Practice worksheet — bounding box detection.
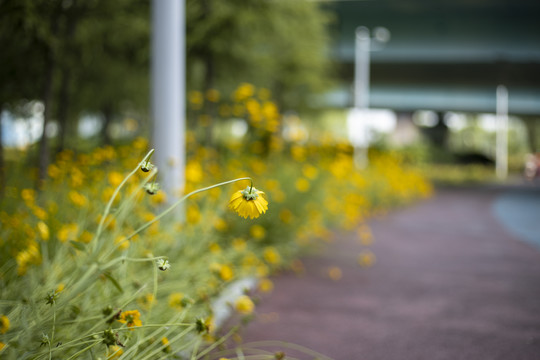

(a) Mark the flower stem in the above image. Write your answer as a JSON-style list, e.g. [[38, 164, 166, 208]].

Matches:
[[119, 177, 252, 245], [93, 149, 156, 253]]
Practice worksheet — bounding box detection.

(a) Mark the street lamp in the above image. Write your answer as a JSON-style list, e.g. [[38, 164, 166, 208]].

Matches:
[[349, 26, 390, 167]]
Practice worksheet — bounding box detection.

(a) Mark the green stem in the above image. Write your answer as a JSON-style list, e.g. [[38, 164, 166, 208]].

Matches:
[[118, 177, 252, 246], [65, 341, 99, 360], [101, 255, 167, 270], [92, 148, 156, 253], [48, 304, 56, 360]]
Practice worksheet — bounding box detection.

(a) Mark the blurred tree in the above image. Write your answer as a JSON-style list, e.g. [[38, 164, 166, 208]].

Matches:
[[0, 0, 333, 183], [0, 0, 149, 185], [186, 0, 334, 107]]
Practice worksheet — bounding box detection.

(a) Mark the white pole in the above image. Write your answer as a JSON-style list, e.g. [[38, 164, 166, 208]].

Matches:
[[353, 27, 370, 168], [151, 0, 185, 202], [354, 26, 370, 109], [496, 85, 508, 180]]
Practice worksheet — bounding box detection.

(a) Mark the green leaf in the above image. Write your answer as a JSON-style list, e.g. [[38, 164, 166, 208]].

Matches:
[[69, 241, 86, 251], [103, 272, 123, 293]]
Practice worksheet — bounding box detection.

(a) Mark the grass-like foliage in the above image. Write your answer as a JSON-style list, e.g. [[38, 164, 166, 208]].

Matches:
[[0, 85, 432, 359]]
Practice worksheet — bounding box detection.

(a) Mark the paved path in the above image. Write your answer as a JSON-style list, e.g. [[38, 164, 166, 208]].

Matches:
[[240, 186, 540, 360]]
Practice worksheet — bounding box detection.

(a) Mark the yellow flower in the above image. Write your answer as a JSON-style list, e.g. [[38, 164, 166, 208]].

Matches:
[[295, 178, 310, 192], [250, 224, 266, 239], [161, 337, 172, 353], [232, 238, 247, 252], [1, 315, 9, 334], [234, 295, 255, 315], [37, 221, 49, 241], [118, 310, 142, 329], [258, 278, 274, 293], [108, 172, 124, 187], [220, 264, 234, 282], [358, 250, 376, 267], [57, 223, 79, 243], [168, 292, 184, 311], [206, 88, 220, 102], [107, 345, 123, 359], [228, 186, 268, 219], [328, 266, 342, 281], [68, 190, 88, 208], [0, 342, 5, 352], [263, 247, 281, 265]]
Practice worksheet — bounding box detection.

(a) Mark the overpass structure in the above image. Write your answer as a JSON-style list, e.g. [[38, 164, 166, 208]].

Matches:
[[324, 0, 540, 115]]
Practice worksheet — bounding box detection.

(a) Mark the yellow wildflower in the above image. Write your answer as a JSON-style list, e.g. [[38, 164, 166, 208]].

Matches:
[[206, 88, 220, 102], [0, 342, 5, 352], [258, 278, 274, 293], [108, 172, 124, 187], [21, 189, 36, 203], [168, 292, 184, 311], [220, 264, 234, 281], [68, 191, 88, 208], [161, 337, 172, 353], [250, 224, 266, 240], [358, 250, 376, 267], [107, 345, 123, 359], [228, 186, 268, 219], [118, 310, 142, 329], [263, 247, 281, 265], [37, 221, 49, 241], [1, 315, 9, 334], [57, 223, 79, 243], [295, 178, 310, 192], [234, 295, 254, 315], [328, 266, 342, 281], [232, 237, 247, 252]]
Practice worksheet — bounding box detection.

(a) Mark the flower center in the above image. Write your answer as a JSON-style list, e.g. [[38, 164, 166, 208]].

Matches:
[[241, 186, 259, 201]]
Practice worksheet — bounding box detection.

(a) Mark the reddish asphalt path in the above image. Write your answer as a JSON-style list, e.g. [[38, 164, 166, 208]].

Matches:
[[240, 187, 540, 360]]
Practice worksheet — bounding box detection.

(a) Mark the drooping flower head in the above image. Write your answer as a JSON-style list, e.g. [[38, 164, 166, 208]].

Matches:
[[228, 186, 268, 219], [118, 310, 142, 329]]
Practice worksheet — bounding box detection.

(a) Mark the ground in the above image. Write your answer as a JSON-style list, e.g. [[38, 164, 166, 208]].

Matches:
[[240, 185, 540, 360]]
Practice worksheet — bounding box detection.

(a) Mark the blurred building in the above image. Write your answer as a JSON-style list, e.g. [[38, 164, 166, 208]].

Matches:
[[325, 0, 540, 115]]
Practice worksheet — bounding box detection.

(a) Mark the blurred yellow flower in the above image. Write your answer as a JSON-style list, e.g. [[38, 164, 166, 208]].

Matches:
[[228, 186, 268, 219], [235, 295, 254, 314], [206, 88, 220, 102], [295, 178, 310, 192], [57, 223, 79, 243], [80, 231, 93, 244], [37, 221, 49, 241], [263, 247, 281, 265], [213, 217, 228, 232], [209, 242, 221, 254], [161, 337, 172, 353], [232, 238, 246, 252], [328, 266, 342, 281], [68, 191, 88, 208], [107, 345, 123, 359], [358, 250, 376, 267], [188, 90, 204, 108], [219, 264, 234, 281], [168, 292, 184, 311], [0, 342, 5, 352], [279, 209, 293, 224], [137, 293, 156, 310], [186, 204, 201, 224], [250, 224, 266, 239], [118, 310, 142, 329], [258, 278, 274, 293], [108, 172, 124, 187], [0, 315, 9, 334], [21, 189, 36, 203]]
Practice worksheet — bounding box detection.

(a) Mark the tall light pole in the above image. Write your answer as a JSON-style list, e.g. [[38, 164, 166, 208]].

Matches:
[[354, 27, 371, 109], [151, 0, 185, 202], [350, 26, 390, 167], [496, 85, 508, 180]]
